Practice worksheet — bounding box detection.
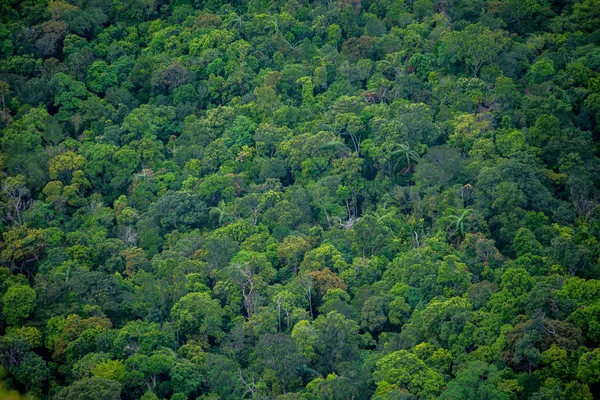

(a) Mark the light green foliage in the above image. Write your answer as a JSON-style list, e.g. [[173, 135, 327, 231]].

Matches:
[[5, 326, 42, 347], [2, 284, 36, 325], [227, 115, 257, 147], [171, 292, 225, 342], [577, 348, 600, 385], [49, 72, 90, 110], [55, 377, 121, 400], [291, 320, 317, 360], [501, 268, 534, 297], [374, 350, 445, 399], [529, 59, 555, 83], [278, 235, 311, 274], [86, 61, 118, 93], [92, 359, 126, 381], [48, 151, 86, 181]]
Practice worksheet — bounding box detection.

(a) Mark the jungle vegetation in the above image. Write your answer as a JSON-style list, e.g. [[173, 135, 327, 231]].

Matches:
[[1, 0, 600, 399]]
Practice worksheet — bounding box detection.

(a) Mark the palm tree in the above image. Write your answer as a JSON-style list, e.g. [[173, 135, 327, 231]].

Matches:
[[319, 141, 351, 156], [379, 52, 403, 78], [225, 15, 246, 37], [444, 208, 473, 242], [264, 15, 281, 37], [264, 15, 300, 49], [209, 200, 228, 226], [369, 208, 395, 234], [391, 143, 419, 174]]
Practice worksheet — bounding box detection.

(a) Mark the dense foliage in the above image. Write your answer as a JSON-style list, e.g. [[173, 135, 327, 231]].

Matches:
[[1, 0, 600, 398]]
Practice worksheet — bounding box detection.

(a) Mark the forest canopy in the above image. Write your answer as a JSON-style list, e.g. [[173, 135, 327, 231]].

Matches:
[[1, 0, 600, 399]]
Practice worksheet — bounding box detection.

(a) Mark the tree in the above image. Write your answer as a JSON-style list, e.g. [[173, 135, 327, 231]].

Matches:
[[2, 284, 36, 325], [577, 349, 600, 386], [307, 179, 340, 229], [209, 200, 229, 227], [296, 272, 316, 320], [414, 146, 463, 189], [113, 321, 175, 359], [86, 61, 118, 94], [227, 115, 257, 147], [197, 174, 238, 206], [121, 104, 178, 143], [278, 235, 311, 275], [148, 191, 208, 231], [125, 349, 175, 394], [401, 297, 472, 349], [304, 372, 365, 400], [362, 139, 419, 180], [439, 361, 511, 400], [313, 311, 362, 373], [12, 352, 50, 395], [441, 23, 507, 77], [92, 360, 126, 382], [0, 24, 13, 56], [170, 292, 225, 343], [311, 269, 348, 301], [360, 296, 388, 333], [1, 178, 33, 232], [254, 333, 306, 394], [501, 267, 534, 297], [110, 0, 158, 22], [569, 183, 598, 225], [443, 208, 473, 243], [374, 350, 445, 399], [437, 255, 471, 297], [171, 359, 203, 396], [49, 151, 86, 183], [49, 72, 89, 110], [152, 62, 189, 93], [351, 214, 393, 257], [55, 377, 121, 400], [503, 312, 584, 373], [51, 315, 113, 360], [272, 290, 304, 332], [223, 251, 276, 318], [391, 143, 420, 175]]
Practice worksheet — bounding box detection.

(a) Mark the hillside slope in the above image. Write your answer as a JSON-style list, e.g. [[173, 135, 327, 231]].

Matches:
[[1, 0, 600, 398]]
